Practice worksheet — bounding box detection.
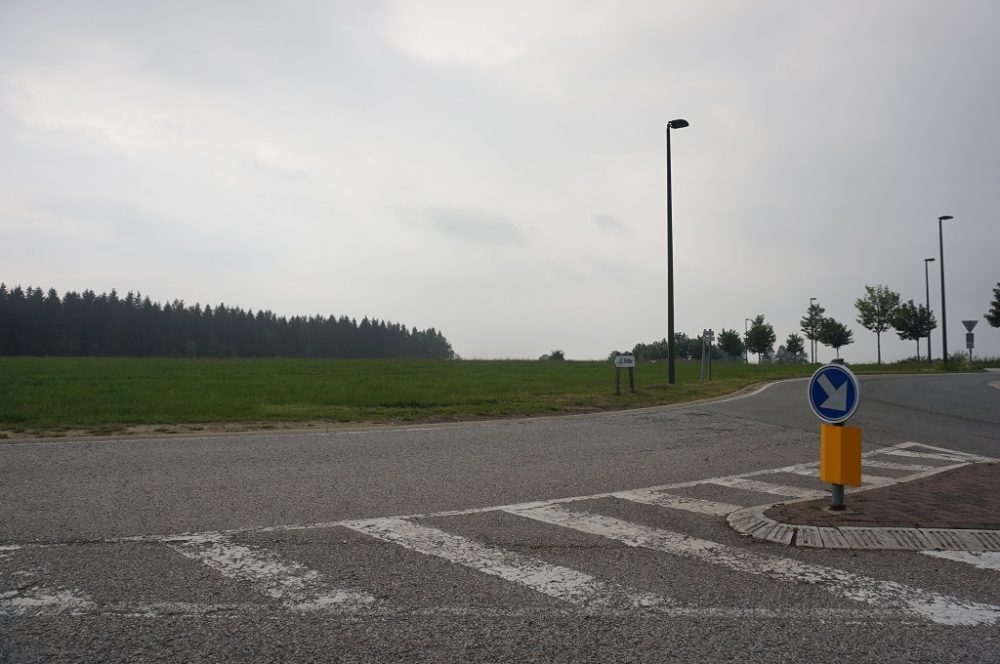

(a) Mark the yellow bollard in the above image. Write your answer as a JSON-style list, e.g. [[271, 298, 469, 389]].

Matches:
[[819, 423, 862, 486]]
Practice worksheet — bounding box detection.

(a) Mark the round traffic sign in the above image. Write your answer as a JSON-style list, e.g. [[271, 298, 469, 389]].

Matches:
[[807, 363, 860, 424]]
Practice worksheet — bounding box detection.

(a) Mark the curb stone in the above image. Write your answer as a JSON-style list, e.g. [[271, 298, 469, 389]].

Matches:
[[727, 504, 1000, 552]]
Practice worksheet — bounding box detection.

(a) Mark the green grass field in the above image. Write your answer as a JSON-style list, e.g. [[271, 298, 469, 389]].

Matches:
[[0, 356, 971, 438]]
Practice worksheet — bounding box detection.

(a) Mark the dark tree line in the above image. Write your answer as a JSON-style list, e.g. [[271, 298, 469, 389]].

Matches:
[[0, 284, 454, 359], [629, 333, 721, 362]]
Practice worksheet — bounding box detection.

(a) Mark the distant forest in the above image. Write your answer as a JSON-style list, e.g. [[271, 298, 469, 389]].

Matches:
[[0, 284, 454, 359]]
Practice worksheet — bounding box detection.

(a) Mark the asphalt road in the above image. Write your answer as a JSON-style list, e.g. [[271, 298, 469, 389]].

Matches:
[[2, 371, 999, 662]]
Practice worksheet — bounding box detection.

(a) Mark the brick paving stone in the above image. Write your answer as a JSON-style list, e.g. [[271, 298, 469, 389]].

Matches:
[[763, 462, 1000, 530]]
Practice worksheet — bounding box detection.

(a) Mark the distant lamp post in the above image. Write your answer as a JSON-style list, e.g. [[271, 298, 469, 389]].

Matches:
[[666, 118, 689, 384], [938, 215, 954, 362], [924, 258, 935, 363], [744, 317, 750, 364], [809, 297, 817, 364]]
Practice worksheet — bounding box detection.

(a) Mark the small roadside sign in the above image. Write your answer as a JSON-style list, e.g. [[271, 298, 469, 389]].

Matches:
[[807, 363, 860, 424], [963, 320, 978, 332], [614, 354, 636, 369]]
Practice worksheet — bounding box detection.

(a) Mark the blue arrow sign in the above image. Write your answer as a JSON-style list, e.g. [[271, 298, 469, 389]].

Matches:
[[807, 364, 860, 424]]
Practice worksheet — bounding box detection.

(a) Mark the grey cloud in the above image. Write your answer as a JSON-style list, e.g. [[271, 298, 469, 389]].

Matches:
[[592, 213, 628, 232], [406, 207, 528, 247]]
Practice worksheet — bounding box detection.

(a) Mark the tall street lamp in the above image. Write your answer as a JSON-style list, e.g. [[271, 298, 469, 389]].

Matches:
[[666, 118, 689, 384], [809, 297, 817, 364], [744, 317, 750, 364], [938, 215, 954, 363], [924, 257, 935, 363]]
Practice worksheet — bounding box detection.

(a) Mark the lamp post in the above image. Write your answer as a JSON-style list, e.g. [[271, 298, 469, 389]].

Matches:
[[666, 118, 689, 384], [744, 318, 750, 364], [938, 215, 954, 363], [809, 297, 817, 364], [924, 257, 935, 363]]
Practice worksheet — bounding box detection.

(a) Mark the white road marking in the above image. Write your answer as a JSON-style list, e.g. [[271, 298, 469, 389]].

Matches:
[[3, 442, 997, 621], [0, 544, 21, 560], [784, 466, 821, 478], [885, 442, 994, 463], [882, 450, 981, 463], [166, 533, 375, 611], [0, 586, 95, 614], [508, 505, 1000, 627], [703, 477, 824, 499], [922, 551, 1000, 572], [342, 517, 666, 609], [863, 460, 937, 472], [613, 489, 740, 516], [860, 474, 896, 486], [152, 442, 992, 533]]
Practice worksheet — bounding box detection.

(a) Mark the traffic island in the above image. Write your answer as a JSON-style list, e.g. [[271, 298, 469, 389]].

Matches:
[[728, 462, 1000, 551]]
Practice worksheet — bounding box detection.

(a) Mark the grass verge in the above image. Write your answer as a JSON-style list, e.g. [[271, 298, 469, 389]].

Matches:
[[0, 356, 987, 438]]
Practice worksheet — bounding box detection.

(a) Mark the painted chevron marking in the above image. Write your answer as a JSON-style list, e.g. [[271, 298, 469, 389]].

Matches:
[[613, 489, 740, 516], [704, 477, 824, 499], [166, 533, 375, 611], [341, 517, 666, 609], [508, 505, 1000, 627]]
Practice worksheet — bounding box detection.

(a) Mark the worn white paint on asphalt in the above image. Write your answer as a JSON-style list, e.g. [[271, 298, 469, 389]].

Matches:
[[612, 489, 740, 517], [341, 517, 666, 610], [4, 442, 998, 620], [922, 551, 1000, 572], [883, 449, 990, 464], [703, 477, 824, 499], [507, 505, 1000, 627], [0, 586, 96, 614], [862, 460, 937, 472], [165, 533, 376, 611], [0, 545, 21, 560]]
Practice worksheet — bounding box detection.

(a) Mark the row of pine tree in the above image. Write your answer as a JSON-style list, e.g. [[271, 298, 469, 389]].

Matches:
[[0, 284, 454, 359]]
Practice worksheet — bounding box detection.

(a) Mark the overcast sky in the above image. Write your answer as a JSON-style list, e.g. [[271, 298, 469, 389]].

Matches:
[[2, 1, 998, 362]]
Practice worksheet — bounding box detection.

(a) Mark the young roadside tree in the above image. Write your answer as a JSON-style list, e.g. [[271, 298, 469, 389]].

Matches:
[[800, 301, 825, 364], [855, 284, 901, 364], [818, 317, 854, 359], [745, 314, 776, 363], [890, 300, 937, 361], [987, 282, 1000, 328], [784, 333, 806, 362], [717, 328, 745, 361]]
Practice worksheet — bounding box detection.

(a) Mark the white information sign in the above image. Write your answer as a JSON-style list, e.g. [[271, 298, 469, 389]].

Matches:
[[613, 354, 636, 369]]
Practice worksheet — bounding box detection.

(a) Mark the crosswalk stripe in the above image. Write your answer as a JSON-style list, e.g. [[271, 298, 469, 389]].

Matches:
[[784, 466, 820, 478], [341, 517, 667, 609], [0, 586, 95, 614], [507, 505, 1000, 627], [921, 551, 1000, 572], [882, 450, 977, 463], [863, 460, 937, 472], [613, 489, 740, 516], [891, 442, 995, 463], [860, 474, 896, 486], [703, 477, 824, 499], [166, 533, 375, 611]]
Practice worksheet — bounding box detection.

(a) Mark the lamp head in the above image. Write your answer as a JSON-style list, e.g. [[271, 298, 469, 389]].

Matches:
[[939, 215, 954, 221], [925, 257, 936, 263], [668, 119, 689, 129]]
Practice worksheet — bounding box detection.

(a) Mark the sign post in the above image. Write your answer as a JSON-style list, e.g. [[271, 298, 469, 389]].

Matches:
[[963, 320, 978, 362], [807, 360, 862, 510], [700, 329, 715, 383], [613, 353, 636, 395]]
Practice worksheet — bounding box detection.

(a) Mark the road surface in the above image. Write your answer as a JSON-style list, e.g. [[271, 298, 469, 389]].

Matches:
[[2, 371, 999, 662]]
